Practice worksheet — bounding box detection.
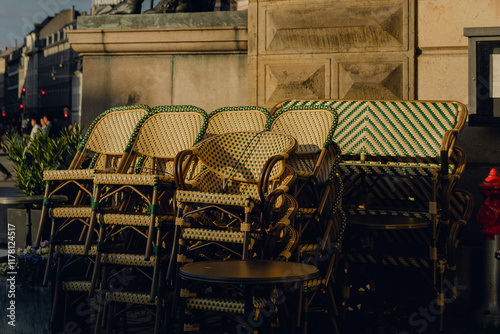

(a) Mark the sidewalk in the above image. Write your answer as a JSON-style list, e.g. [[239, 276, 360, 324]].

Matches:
[[0, 153, 22, 197]]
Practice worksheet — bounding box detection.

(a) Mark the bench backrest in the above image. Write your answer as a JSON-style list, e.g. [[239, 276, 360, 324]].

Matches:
[[276, 100, 467, 161]]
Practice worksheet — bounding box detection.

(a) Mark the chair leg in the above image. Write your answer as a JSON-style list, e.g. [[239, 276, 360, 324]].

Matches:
[[85, 185, 102, 254], [51, 256, 63, 323], [43, 218, 57, 286], [35, 181, 51, 247], [90, 221, 106, 297], [150, 224, 163, 302], [145, 188, 159, 261]]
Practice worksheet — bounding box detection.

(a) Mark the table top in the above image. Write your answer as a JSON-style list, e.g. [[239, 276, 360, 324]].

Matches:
[[0, 194, 68, 205], [179, 260, 319, 284]]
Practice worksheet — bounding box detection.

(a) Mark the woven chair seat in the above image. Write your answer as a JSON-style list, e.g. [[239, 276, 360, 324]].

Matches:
[[93, 173, 174, 186], [100, 252, 164, 267], [176, 190, 252, 208], [50, 206, 93, 218], [105, 291, 158, 305], [297, 207, 317, 216], [298, 243, 320, 254], [303, 278, 327, 292], [186, 296, 268, 314], [55, 244, 97, 256], [182, 228, 245, 244], [98, 213, 174, 227], [43, 169, 97, 181], [62, 280, 94, 292]]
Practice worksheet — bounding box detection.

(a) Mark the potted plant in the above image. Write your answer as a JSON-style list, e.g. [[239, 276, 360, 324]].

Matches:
[[4, 125, 83, 196]]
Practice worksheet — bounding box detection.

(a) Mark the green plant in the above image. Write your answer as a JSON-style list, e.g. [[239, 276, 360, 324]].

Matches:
[[4, 124, 83, 196]]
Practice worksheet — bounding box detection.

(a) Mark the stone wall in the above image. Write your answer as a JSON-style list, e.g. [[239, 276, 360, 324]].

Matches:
[[248, 0, 415, 108], [68, 11, 249, 126]]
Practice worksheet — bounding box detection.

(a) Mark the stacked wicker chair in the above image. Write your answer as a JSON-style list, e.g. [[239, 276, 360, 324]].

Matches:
[[266, 103, 346, 333], [39, 105, 151, 331], [170, 130, 299, 332], [85, 105, 209, 334]]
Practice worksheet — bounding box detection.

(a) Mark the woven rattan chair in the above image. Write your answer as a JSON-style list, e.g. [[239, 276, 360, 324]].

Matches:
[[171, 130, 298, 262], [295, 173, 346, 334], [177, 194, 300, 333], [86, 105, 208, 320], [266, 104, 341, 246], [40, 105, 151, 287], [168, 130, 297, 331], [36, 104, 151, 248]]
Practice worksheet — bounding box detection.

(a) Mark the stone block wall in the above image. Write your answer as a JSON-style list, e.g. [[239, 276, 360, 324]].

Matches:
[[248, 0, 415, 108]]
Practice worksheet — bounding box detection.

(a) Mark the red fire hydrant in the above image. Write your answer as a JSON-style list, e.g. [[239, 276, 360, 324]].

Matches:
[[477, 168, 500, 240]]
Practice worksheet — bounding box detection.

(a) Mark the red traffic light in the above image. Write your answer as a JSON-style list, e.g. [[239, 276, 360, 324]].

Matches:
[[20, 104, 24, 109], [1, 112, 5, 117], [41, 90, 46, 95], [22, 87, 26, 93]]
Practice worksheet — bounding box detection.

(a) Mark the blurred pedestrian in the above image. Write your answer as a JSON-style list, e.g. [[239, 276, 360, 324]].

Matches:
[[29, 117, 43, 140], [43, 113, 61, 138]]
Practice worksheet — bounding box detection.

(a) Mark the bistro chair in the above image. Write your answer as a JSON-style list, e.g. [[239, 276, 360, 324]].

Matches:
[[177, 194, 300, 333], [86, 105, 208, 309], [36, 104, 151, 248], [296, 173, 346, 334], [266, 103, 341, 243], [41, 105, 151, 286]]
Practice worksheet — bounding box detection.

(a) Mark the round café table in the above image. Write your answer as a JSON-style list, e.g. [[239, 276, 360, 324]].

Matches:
[[0, 194, 67, 246], [179, 259, 319, 332]]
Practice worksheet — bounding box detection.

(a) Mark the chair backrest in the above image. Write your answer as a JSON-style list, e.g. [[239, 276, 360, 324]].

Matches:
[[266, 104, 337, 154], [78, 104, 151, 169], [205, 106, 270, 138], [266, 104, 339, 184], [125, 105, 208, 174], [196, 131, 297, 183]]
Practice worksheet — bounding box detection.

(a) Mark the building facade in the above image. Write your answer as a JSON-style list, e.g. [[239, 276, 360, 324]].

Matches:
[[0, 7, 82, 131]]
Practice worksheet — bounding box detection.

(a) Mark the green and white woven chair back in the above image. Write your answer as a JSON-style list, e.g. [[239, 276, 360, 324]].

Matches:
[[82, 105, 151, 156], [266, 104, 338, 184], [205, 106, 270, 137], [127, 105, 208, 159], [266, 105, 337, 154], [196, 131, 296, 183]]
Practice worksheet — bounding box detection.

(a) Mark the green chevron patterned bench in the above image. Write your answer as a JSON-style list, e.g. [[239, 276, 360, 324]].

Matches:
[[274, 99, 469, 330]]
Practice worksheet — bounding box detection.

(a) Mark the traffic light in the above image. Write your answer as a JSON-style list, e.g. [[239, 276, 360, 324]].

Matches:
[[20, 104, 24, 110], [63, 107, 69, 118], [22, 87, 26, 93], [41, 90, 46, 95]]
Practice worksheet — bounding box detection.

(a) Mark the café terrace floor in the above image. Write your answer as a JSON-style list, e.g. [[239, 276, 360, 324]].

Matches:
[[1, 155, 499, 334]]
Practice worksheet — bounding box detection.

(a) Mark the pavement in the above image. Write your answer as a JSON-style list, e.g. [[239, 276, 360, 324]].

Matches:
[[0, 152, 22, 197]]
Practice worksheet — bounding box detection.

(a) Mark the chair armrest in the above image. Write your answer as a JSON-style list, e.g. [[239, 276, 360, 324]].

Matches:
[[174, 149, 196, 190]]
